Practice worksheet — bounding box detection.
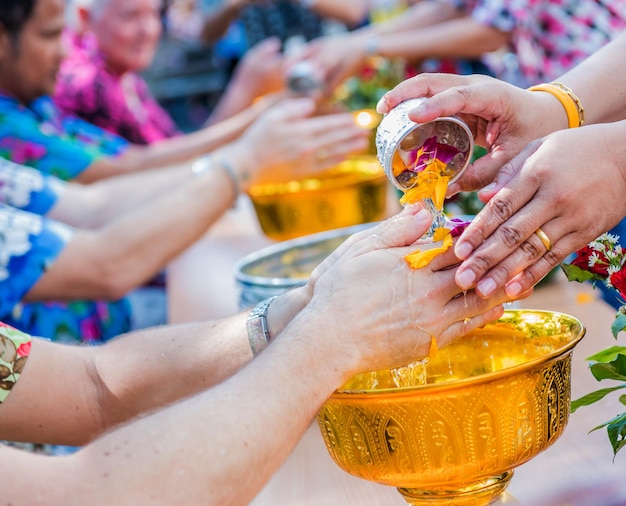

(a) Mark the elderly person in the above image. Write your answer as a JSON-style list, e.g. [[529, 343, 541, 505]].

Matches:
[[2, 97, 338, 343], [0, 206, 513, 503], [375, 30, 626, 303], [301, 0, 626, 92], [58, 0, 289, 145], [0, 0, 368, 183]]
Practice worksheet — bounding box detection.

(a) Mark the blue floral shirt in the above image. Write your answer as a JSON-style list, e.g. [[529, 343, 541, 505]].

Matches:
[[0, 93, 129, 181], [0, 159, 131, 344]]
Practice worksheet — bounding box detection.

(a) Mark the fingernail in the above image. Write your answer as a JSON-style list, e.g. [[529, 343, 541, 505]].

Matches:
[[376, 95, 389, 114], [455, 241, 473, 260], [456, 269, 476, 289], [409, 102, 426, 116], [506, 281, 523, 298], [477, 278, 497, 297], [478, 182, 497, 195]]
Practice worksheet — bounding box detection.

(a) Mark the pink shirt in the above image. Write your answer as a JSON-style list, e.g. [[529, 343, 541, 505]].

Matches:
[[54, 33, 180, 145]]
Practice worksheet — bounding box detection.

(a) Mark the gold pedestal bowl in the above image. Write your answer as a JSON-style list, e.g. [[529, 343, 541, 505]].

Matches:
[[317, 310, 585, 505], [247, 155, 388, 242]]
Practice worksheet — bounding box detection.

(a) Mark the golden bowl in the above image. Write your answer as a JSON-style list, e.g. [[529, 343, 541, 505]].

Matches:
[[317, 310, 585, 506], [247, 155, 388, 242]]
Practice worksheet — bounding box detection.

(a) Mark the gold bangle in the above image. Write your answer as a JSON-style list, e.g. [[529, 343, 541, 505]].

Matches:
[[527, 82, 585, 128]]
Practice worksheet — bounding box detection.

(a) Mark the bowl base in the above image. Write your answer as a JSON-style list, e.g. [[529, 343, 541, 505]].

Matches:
[[398, 470, 513, 506]]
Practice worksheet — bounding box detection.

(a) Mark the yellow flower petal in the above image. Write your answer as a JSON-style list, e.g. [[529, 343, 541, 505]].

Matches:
[[433, 227, 450, 242], [405, 234, 453, 269], [428, 335, 439, 358]]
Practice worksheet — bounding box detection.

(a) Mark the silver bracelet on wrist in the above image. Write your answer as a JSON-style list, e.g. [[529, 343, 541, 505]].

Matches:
[[246, 296, 279, 356], [191, 155, 240, 205]]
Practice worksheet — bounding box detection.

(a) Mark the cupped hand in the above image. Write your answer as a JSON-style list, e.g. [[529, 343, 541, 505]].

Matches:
[[231, 98, 369, 187], [453, 122, 626, 299], [376, 73, 569, 195], [305, 206, 523, 376]]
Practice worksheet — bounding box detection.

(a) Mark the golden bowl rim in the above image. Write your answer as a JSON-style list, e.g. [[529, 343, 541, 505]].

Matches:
[[332, 309, 586, 398], [247, 156, 387, 199]]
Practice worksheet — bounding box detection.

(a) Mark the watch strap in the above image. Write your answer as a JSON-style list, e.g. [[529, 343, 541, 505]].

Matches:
[[246, 296, 279, 356]]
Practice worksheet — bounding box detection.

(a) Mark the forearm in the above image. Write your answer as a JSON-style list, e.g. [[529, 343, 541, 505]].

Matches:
[[76, 126, 249, 184], [63, 310, 348, 505], [373, 0, 462, 34], [0, 313, 249, 445], [0, 288, 308, 446], [556, 32, 626, 125], [48, 165, 189, 229], [199, 2, 241, 44], [26, 162, 236, 301], [375, 17, 508, 61]]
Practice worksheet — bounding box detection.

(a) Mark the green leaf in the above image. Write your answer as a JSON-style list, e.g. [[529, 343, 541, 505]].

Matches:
[[606, 414, 626, 457], [571, 385, 626, 412], [560, 263, 603, 283], [612, 314, 626, 338], [620, 394, 626, 406], [586, 346, 626, 362], [590, 355, 626, 381]]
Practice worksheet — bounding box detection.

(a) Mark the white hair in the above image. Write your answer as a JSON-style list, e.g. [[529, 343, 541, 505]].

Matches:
[[66, 0, 110, 29]]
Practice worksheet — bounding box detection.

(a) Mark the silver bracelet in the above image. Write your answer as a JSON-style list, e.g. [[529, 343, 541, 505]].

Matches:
[[246, 296, 279, 356], [191, 155, 240, 203]]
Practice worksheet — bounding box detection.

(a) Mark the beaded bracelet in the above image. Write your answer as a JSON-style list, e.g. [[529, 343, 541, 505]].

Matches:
[[527, 82, 585, 128]]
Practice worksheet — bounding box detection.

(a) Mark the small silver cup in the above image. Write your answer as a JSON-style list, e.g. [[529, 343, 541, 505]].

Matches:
[[375, 97, 474, 192]]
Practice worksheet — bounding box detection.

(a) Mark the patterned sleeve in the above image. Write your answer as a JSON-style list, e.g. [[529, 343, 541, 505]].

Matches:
[[0, 323, 32, 403], [0, 97, 129, 181], [468, 0, 520, 33], [0, 157, 66, 215], [0, 205, 74, 319]]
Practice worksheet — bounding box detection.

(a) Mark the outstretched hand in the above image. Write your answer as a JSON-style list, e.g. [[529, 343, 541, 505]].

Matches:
[[453, 123, 626, 299], [305, 206, 524, 375], [376, 73, 569, 196]]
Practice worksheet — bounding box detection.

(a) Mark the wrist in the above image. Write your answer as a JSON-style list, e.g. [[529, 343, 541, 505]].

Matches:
[[191, 155, 240, 204], [246, 296, 279, 356], [217, 145, 255, 192], [527, 82, 585, 130], [266, 286, 310, 339]]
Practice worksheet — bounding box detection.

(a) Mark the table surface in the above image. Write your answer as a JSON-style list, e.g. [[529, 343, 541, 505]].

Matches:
[[250, 275, 626, 506], [167, 206, 626, 505]]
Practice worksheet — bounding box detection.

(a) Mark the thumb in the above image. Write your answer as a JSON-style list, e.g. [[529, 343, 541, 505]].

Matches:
[[477, 140, 541, 202], [368, 206, 433, 250]]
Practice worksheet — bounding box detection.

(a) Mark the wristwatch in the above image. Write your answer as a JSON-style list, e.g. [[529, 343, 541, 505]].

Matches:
[[246, 296, 279, 356]]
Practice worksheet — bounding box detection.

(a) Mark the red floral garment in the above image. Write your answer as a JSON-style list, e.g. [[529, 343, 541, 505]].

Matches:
[[54, 33, 180, 146]]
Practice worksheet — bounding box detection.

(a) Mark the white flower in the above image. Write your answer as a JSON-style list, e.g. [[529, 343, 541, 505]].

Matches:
[[0, 207, 42, 282], [0, 159, 44, 209]]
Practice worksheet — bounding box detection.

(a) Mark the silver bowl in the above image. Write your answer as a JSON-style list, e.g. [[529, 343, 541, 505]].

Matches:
[[234, 223, 377, 309]]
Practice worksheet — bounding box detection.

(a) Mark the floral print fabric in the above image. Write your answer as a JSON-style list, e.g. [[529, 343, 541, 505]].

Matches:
[[55, 33, 180, 146], [435, 0, 626, 86], [0, 92, 129, 181], [0, 161, 132, 344], [0, 323, 32, 403]]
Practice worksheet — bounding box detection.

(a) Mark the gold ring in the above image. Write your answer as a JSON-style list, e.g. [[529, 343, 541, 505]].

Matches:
[[534, 228, 552, 251]]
